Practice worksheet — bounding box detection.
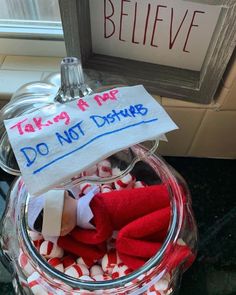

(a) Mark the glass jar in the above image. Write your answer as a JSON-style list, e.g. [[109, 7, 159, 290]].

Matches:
[[0, 57, 197, 294], [0, 144, 197, 295]]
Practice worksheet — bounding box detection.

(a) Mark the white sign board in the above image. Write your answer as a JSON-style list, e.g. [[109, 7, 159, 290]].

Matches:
[[89, 0, 221, 71], [4, 86, 178, 196]]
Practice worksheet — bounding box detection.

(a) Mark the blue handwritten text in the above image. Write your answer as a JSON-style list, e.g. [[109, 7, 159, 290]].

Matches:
[[56, 121, 85, 146], [90, 104, 148, 128], [20, 142, 49, 167]]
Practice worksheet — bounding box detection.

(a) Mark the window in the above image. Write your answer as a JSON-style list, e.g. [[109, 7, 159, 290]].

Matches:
[[0, 0, 66, 56]]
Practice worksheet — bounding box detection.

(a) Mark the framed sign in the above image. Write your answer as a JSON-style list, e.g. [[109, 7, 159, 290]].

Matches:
[[59, 0, 236, 104]]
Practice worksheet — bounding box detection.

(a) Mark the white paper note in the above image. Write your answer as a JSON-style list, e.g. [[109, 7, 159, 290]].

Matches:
[[4, 85, 178, 196]]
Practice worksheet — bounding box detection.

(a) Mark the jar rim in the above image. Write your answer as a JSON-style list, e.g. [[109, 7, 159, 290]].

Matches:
[[18, 148, 184, 291]]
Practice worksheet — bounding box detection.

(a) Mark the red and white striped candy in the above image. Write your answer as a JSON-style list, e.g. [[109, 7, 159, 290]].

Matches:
[[64, 264, 89, 278], [146, 289, 171, 295], [93, 274, 112, 281], [76, 257, 93, 268], [97, 160, 112, 178], [27, 272, 49, 295], [19, 276, 29, 289], [70, 289, 92, 295], [76, 290, 94, 295], [33, 239, 44, 250], [28, 231, 44, 250], [112, 167, 122, 177], [90, 265, 103, 277], [79, 275, 94, 281], [125, 274, 146, 287], [114, 174, 136, 190], [47, 258, 64, 272], [148, 277, 169, 293], [39, 241, 64, 259], [18, 251, 34, 276], [100, 184, 113, 193], [82, 165, 98, 177], [145, 291, 162, 295], [71, 173, 82, 181], [79, 183, 92, 195], [101, 251, 122, 274], [28, 231, 43, 242], [62, 256, 76, 271], [134, 181, 147, 188], [112, 263, 132, 279]]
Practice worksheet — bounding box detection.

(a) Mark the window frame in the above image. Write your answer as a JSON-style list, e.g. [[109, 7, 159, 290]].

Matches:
[[0, 3, 65, 57], [0, 38, 66, 57], [0, 20, 63, 40]]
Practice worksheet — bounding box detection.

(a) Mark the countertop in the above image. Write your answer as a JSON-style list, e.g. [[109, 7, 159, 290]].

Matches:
[[0, 157, 235, 295]]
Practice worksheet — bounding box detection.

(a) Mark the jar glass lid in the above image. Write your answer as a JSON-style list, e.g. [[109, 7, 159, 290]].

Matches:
[[0, 57, 160, 189]]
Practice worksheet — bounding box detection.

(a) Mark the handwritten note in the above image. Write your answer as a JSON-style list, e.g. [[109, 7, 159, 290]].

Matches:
[[4, 85, 178, 196]]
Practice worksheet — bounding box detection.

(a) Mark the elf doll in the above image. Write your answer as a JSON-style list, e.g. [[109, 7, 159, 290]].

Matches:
[[28, 182, 195, 271]]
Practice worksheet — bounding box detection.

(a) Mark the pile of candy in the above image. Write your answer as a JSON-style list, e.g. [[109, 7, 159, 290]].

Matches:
[[76, 159, 146, 194], [19, 241, 173, 294]]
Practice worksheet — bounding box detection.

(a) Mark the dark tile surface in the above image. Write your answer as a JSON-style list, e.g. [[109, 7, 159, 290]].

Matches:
[[0, 157, 235, 295], [166, 157, 236, 295]]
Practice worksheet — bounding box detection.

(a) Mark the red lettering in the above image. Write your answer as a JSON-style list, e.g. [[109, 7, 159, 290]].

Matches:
[[103, 93, 110, 101], [94, 95, 104, 106], [132, 2, 139, 44], [59, 111, 70, 125], [24, 124, 35, 133], [33, 117, 50, 130], [109, 89, 119, 99], [169, 8, 188, 49], [10, 119, 28, 135], [143, 3, 151, 45], [104, 0, 115, 38], [94, 90, 119, 106], [77, 99, 90, 112], [94, 94, 109, 106], [53, 112, 70, 125], [119, 0, 130, 42], [9, 111, 71, 136], [151, 5, 167, 47], [183, 10, 205, 53]]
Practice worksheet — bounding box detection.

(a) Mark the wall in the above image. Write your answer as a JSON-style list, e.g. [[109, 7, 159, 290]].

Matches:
[[157, 53, 236, 158], [0, 54, 235, 158]]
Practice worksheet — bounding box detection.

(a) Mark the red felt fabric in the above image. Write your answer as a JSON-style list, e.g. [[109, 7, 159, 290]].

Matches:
[[116, 207, 170, 259], [71, 196, 113, 245], [117, 253, 146, 270], [57, 235, 106, 263], [100, 184, 170, 229], [58, 184, 195, 272], [117, 206, 170, 239], [70, 184, 170, 246]]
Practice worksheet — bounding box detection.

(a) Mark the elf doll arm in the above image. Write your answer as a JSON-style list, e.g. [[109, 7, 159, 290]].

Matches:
[[28, 186, 99, 237], [28, 190, 75, 237]]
